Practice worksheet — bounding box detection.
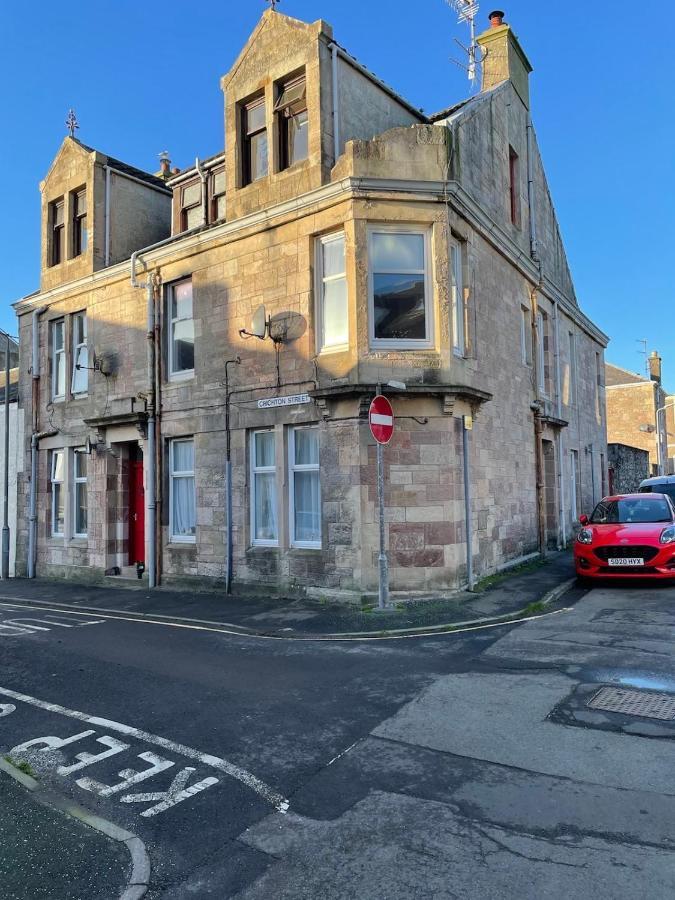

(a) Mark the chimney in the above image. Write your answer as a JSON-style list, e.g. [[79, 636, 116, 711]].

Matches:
[[477, 10, 533, 109], [157, 151, 172, 181], [649, 350, 662, 384]]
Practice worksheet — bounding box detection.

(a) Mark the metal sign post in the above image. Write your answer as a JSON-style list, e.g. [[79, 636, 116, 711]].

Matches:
[[369, 394, 395, 609]]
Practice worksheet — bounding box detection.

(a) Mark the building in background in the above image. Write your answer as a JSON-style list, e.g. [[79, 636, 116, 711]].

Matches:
[[606, 353, 672, 477], [12, 9, 607, 598], [0, 335, 23, 576], [607, 443, 650, 495]]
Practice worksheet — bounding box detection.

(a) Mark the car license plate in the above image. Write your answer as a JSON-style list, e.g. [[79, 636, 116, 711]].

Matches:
[[608, 558, 644, 567]]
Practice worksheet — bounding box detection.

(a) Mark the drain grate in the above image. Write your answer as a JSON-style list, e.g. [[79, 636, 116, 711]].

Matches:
[[588, 686, 675, 721]]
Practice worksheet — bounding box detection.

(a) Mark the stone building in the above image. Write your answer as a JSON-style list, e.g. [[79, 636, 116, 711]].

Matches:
[[12, 9, 607, 599], [606, 353, 672, 477], [0, 337, 23, 576], [607, 444, 650, 495]]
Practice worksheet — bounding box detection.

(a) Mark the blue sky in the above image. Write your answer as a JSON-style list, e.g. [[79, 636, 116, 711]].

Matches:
[[2, 1, 672, 387]]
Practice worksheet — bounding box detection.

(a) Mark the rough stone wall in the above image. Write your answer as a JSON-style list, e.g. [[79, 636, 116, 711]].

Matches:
[[108, 172, 171, 266], [606, 381, 660, 472], [608, 443, 650, 494], [0, 403, 24, 575]]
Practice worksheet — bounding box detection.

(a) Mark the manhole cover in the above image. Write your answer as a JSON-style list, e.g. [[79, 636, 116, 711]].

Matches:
[[588, 686, 675, 721]]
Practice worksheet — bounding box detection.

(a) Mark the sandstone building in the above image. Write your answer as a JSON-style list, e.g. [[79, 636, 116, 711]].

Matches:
[[13, 9, 608, 599]]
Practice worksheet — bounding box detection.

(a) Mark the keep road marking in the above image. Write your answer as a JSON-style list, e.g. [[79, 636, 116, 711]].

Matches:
[[0, 603, 105, 637], [0, 685, 289, 815]]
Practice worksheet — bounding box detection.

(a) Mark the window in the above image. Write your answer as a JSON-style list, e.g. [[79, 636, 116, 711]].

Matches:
[[595, 351, 603, 419], [569, 450, 579, 521], [51, 450, 65, 537], [316, 232, 348, 352], [521, 305, 532, 365], [71, 312, 88, 394], [536, 310, 547, 395], [181, 181, 202, 231], [568, 331, 576, 404], [170, 439, 196, 542], [368, 227, 431, 348], [168, 280, 194, 379], [73, 449, 88, 538], [289, 428, 321, 547], [50, 198, 65, 266], [275, 74, 308, 170], [72, 189, 87, 256], [52, 318, 66, 400], [251, 431, 278, 545], [242, 95, 268, 185], [211, 168, 226, 222], [450, 241, 465, 356], [509, 146, 521, 228]]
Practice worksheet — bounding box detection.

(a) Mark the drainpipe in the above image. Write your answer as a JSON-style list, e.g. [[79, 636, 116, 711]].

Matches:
[[224, 357, 241, 594], [329, 42, 340, 164], [553, 300, 566, 547], [104, 165, 111, 266], [462, 415, 475, 591], [531, 293, 547, 557], [195, 157, 208, 225], [146, 277, 157, 589], [526, 114, 539, 261], [28, 307, 48, 578]]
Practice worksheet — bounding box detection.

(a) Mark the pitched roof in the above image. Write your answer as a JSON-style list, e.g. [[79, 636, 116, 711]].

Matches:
[[605, 362, 649, 386], [74, 139, 170, 191]]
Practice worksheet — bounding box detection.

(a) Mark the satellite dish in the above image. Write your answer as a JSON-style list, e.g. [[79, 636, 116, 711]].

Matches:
[[250, 305, 268, 340]]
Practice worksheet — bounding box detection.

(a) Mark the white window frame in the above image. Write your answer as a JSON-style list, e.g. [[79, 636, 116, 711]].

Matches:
[[51, 318, 66, 401], [315, 231, 348, 354], [169, 438, 196, 543], [71, 311, 88, 395], [72, 447, 88, 539], [288, 426, 321, 549], [537, 310, 547, 395], [51, 449, 65, 538], [450, 240, 466, 357], [250, 430, 278, 547], [367, 224, 433, 350], [168, 280, 195, 382], [520, 305, 532, 365]]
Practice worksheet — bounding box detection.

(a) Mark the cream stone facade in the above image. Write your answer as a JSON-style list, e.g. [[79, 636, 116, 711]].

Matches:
[[13, 9, 607, 599]]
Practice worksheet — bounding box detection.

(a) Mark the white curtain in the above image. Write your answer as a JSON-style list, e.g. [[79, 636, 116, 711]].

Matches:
[[172, 441, 195, 537], [294, 472, 320, 542], [255, 473, 277, 541]]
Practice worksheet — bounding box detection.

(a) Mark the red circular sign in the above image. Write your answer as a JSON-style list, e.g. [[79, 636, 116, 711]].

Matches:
[[369, 395, 395, 445]]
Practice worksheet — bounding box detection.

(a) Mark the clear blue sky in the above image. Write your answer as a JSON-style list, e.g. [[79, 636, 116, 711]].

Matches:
[[2, 1, 672, 388]]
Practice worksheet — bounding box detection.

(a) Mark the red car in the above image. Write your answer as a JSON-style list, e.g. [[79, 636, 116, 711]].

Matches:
[[574, 492, 675, 583]]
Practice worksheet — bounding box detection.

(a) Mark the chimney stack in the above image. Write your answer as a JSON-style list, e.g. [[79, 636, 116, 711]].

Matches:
[[649, 350, 662, 384], [157, 151, 172, 180], [477, 9, 533, 109]]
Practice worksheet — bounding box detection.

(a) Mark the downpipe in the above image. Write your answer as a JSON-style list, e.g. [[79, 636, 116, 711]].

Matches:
[[146, 277, 157, 589], [28, 307, 48, 578]]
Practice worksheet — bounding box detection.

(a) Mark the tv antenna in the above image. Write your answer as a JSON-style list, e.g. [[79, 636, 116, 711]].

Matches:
[[446, 1, 482, 85], [636, 338, 649, 376]]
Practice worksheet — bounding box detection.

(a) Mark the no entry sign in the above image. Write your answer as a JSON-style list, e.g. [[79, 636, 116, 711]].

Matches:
[[369, 395, 394, 445]]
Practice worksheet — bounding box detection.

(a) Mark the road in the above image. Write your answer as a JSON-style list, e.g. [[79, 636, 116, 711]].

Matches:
[[1, 582, 675, 898]]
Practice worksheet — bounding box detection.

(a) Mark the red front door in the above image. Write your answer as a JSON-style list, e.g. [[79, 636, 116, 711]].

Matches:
[[129, 460, 145, 565]]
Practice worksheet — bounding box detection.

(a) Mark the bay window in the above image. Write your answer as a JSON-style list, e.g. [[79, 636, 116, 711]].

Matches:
[[316, 232, 348, 352], [289, 427, 320, 547], [169, 438, 196, 542], [368, 227, 432, 348], [251, 431, 278, 545], [51, 450, 65, 537]]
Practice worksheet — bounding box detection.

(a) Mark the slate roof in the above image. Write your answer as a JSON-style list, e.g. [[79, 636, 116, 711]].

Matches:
[[75, 139, 170, 191]]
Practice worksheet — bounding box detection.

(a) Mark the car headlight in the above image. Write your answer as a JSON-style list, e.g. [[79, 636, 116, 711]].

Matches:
[[660, 526, 675, 544], [577, 528, 593, 544]]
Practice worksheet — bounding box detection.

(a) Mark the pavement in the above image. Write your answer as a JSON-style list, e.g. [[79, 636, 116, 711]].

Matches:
[[0, 550, 575, 637], [0, 763, 129, 900]]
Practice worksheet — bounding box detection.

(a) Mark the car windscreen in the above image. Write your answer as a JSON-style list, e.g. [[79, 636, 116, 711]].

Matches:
[[640, 484, 675, 503], [590, 498, 673, 524]]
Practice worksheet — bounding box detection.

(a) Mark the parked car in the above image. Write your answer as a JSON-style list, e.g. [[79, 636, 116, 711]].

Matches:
[[639, 474, 675, 504], [574, 493, 675, 584]]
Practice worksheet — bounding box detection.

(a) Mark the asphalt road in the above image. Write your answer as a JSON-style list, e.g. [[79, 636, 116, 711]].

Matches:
[[2, 581, 675, 898]]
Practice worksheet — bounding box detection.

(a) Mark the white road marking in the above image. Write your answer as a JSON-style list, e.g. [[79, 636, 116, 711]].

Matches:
[[370, 413, 393, 426], [120, 767, 220, 818], [0, 685, 289, 812], [77, 750, 174, 797], [0, 704, 15, 717], [0, 605, 106, 637]]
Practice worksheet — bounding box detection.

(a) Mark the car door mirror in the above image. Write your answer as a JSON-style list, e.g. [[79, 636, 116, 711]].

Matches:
[[579, 514, 589, 526]]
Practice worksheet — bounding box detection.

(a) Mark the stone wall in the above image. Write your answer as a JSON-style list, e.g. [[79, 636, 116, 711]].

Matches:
[[608, 443, 650, 495]]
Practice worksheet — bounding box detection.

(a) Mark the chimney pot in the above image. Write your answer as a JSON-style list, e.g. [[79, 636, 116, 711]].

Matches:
[[489, 9, 505, 27]]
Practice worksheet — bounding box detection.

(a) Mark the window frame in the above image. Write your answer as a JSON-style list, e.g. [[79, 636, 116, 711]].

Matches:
[[72, 447, 88, 539], [167, 279, 195, 382], [169, 437, 196, 544], [450, 239, 465, 357], [250, 429, 278, 547], [50, 198, 65, 266], [509, 146, 521, 228], [50, 449, 65, 538], [71, 311, 88, 395], [521, 305, 532, 366], [180, 180, 202, 231], [242, 94, 268, 186], [288, 426, 321, 550], [536, 309, 547, 396], [210, 167, 226, 222], [367, 224, 434, 351], [276, 73, 308, 171], [51, 318, 66, 401], [72, 188, 87, 257], [315, 231, 348, 354]]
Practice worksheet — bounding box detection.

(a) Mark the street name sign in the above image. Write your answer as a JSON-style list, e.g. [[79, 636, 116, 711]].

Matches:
[[257, 393, 311, 409]]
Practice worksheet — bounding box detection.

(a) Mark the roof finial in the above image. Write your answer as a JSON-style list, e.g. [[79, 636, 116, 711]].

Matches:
[[266, 0, 280, 10], [66, 109, 79, 138]]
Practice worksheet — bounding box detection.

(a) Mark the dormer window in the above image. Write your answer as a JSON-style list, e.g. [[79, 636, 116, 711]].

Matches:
[[242, 95, 267, 185], [275, 74, 308, 170], [181, 181, 202, 230], [50, 198, 65, 266], [211, 168, 226, 222], [72, 188, 87, 256]]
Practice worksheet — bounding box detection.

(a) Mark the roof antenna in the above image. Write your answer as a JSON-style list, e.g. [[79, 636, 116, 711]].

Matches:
[[636, 338, 649, 377], [445, 1, 483, 86]]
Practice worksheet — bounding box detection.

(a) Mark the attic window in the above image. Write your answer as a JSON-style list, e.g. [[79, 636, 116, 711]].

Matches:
[[276, 75, 308, 170], [50, 198, 65, 266], [181, 181, 202, 231], [72, 188, 87, 257], [211, 168, 226, 222], [242, 95, 268, 185]]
